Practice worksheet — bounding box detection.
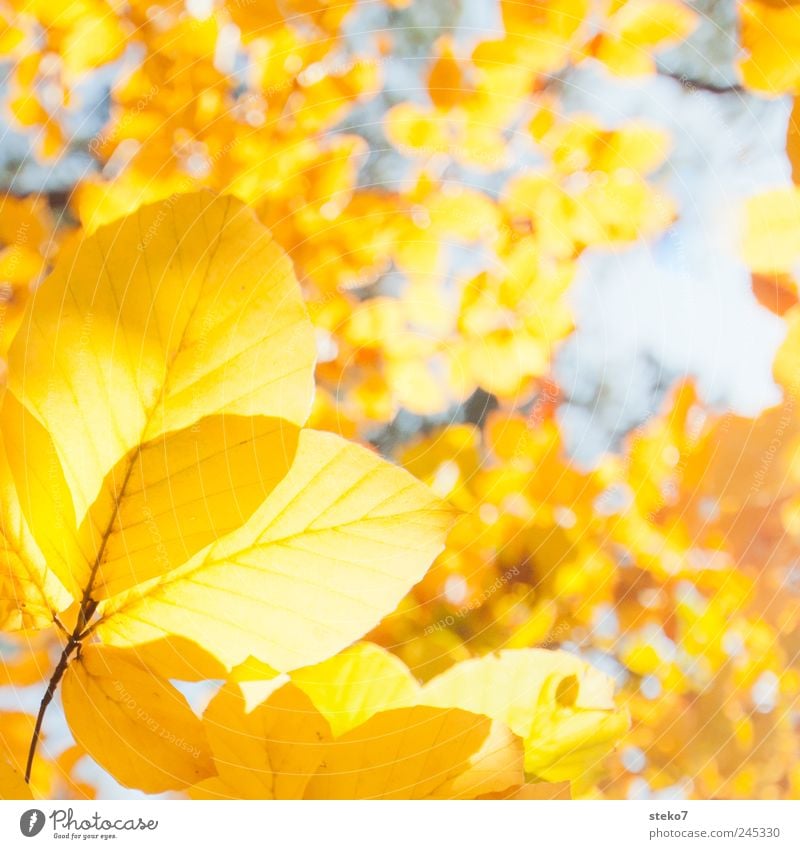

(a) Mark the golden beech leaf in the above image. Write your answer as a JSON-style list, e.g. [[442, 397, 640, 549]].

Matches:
[[429, 721, 526, 800], [61, 645, 215, 793], [110, 636, 229, 683], [0, 389, 90, 606], [192, 681, 522, 800], [420, 649, 629, 781], [0, 404, 72, 630], [0, 758, 32, 800], [3, 396, 299, 610], [303, 706, 522, 800], [193, 682, 331, 801], [291, 641, 420, 735], [95, 429, 454, 671], [8, 192, 316, 524], [228, 657, 284, 712], [82, 415, 300, 599], [522, 674, 631, 782]]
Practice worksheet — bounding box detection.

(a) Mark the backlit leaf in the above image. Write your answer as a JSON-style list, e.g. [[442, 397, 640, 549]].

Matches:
[[304, 706, 522, 800], [8, 192, 315, 524], [0, 759, 32, 800], [291, 642, 419, 735], [95, 429, 454, 671], [61, 645, 215, 793], [421, 650, 628, 781]]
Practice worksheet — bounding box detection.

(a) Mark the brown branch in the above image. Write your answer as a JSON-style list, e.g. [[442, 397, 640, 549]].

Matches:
[[25, 595, 101, 782], [659, 70, 747, 96], [25, 634, 79, 783], [25, 452, 137, 782]]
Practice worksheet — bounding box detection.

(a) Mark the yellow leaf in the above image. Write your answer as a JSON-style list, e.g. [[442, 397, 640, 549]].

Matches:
[[594, 0, 697, 76], [421, 649, 628, 781], [0, 758, 32, 800], [385, 103, 449, 154], [193, 682, 522, 799], [59, 9, 127, 74], [743, 188, 800, 272], [0, 389, 87, 606], [524, 675, 631, 782], [304, 706, 522, 799], [291, 642, 419, 735], [428, 37, 470, 111], [617, 0, 697, 48], [192, 681, 330, 800], [572, 173, 674, 244], [228, 657, 285, 711], [61, 645, 215, 793], [99, 636, 229, 683], [82, 415, 299, 599], [0, 396, 71, 630], [8, 192, 315, 524], [739, 0, 800, 94], [95, 429, 454, 671], [430, 720, 526, 799]]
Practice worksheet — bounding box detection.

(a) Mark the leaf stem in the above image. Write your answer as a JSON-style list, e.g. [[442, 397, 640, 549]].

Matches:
[[25, 599, 100, 783], [26, 442, 141, 782], [25, 634, 79, 783]]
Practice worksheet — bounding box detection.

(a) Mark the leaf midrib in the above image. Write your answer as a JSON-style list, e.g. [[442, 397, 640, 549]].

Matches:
[[80, 195, 233, 606]]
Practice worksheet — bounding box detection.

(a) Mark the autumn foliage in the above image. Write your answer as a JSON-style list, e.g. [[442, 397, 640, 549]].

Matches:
[[0, 0, 798, 801]]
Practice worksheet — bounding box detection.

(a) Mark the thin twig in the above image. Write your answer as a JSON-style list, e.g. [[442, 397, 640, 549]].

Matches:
[[658, 69, 747, 96], [52, 615, 70, 638], [25, 463, 135, 782], [25, 635, 79, 783]]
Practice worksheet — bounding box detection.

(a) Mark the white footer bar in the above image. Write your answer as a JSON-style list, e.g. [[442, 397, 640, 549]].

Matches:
[[2, 800, 798, 849]]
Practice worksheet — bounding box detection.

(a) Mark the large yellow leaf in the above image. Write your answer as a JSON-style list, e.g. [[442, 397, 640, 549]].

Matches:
[[3, 387, 299, 603], [95, 429, 453, 671], [420, 649, 629, 781], [430, 720, 526, 799], [192, 685, 521, 800], [0, 400, 72, 630], [61, 645, 215, 793], [304, 706, 522, 800], [106, 636, 229, 683], [522, 674, 631, 782], [8, 192, 315, 524], [1, 389, 89, 604], [291, 642, 419, 735], [0, 758, 32, 800], [192, 682, 331, 800], [82, 415, 299, 599]]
